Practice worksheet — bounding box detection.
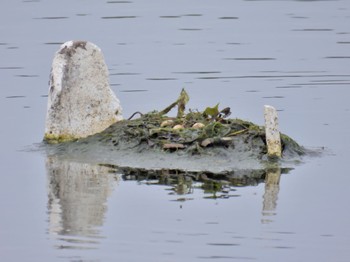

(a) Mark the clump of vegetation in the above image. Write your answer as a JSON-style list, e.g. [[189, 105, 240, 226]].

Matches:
[[99, 89, 304, 157]]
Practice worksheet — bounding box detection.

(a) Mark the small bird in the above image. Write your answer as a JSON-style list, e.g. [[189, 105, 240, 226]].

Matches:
[[219, 107, 231, 118]]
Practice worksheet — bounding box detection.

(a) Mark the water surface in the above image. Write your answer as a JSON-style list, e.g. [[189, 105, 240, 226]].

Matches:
[[1, 0, 350, 261]]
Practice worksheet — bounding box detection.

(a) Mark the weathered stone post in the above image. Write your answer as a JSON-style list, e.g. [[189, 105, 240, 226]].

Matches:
[[264, 105, 282, 158], [44, 41, 123, 143]]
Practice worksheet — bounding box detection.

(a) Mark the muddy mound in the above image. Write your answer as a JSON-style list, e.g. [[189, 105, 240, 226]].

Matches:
[[44, 89, 305, 175]]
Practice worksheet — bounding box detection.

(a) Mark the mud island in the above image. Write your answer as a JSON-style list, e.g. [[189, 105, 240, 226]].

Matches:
[[43, 41, 305, 180]]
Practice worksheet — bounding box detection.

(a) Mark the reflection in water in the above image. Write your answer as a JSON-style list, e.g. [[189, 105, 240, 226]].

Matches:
[[46, 154, 284, 251], [262, 168, 281, 224], [120, 165, 283, 210], [46, 157, 118, 250]]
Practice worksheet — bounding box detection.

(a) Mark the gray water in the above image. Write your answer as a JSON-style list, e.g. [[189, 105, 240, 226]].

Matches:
[[1, 0, 350, 261]]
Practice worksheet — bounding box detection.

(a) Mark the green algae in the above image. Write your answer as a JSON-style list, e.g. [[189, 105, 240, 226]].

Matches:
[[44, 133, 78, 144]]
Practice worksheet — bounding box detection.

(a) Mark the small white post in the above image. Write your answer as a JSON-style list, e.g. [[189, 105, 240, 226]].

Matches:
[[264, 105, 282, 158]]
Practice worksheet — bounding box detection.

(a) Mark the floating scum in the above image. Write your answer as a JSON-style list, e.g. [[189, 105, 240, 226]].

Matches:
[[43, 41, 306, 184]]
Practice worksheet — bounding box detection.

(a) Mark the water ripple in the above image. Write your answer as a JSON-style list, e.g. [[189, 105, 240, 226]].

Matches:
[[197, 74, 350, 80], [262, 96, 285, 99], [173, 71, 221, 75], [183, 14, 202, 17], [223, 57, 275, 61], [34, 16, 69, 20], [325, 56, 350, 59], [0, 66, 23, 70], [198, 255, 255, 260], [101, 16, 137, 19], [178, 28, 203, 31], [292, 28, 333, 32], [207, 243, 240, 246], [6, 95, 26, 99], [160, 16, 181, 19], [43, 42, 63, 45], [110, 72, 140, 76], [106, 0, 132, 3], [15, 74, 39, 78], [219, 17, 239, 20], [146, 77, 177, 81]]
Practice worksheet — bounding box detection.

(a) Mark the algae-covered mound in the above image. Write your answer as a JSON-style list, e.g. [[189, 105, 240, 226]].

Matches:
[[95, 89, 304, 159]]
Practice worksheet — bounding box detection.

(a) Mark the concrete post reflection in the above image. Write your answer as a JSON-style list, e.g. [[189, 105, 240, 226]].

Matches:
[[261, 168, 281, 224], [46, 156, 118, 249]]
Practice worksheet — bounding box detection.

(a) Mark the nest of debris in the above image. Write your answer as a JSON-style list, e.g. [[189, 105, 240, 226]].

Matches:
[[97, 89, 304, 157]]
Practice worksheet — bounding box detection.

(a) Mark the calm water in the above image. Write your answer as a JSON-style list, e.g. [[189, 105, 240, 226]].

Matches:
[[1, 0, 350, 261]]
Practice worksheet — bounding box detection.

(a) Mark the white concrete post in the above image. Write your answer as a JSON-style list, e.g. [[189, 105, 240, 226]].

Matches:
[[264, 105, 282, 158], [44, 41, 123, 142]]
